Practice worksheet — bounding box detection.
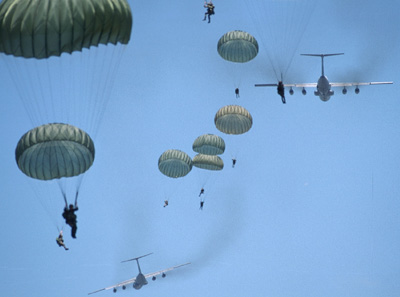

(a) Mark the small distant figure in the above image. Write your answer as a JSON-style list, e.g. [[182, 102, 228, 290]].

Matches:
[[235, 88, 240, 98], [200, 201, 204, 210], [203, 1, 215, 23], [62, 202, 78, 238], [56, 230, 69, 250], [277, 81, 286, 104], [232, 158, 236, 168], [163, 200, 169, 207], [199, 188, 205, 197]]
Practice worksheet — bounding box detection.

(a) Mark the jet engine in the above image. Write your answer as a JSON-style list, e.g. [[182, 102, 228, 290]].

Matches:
[[122, 286, 126, 290], [152, 276, 156, 281], [162, 273, 166, 278], [342, 88, 347, 94], [302, 88, 307, 95], [113, 288, 117, 293], [355, 87, 360, 94], [289, 88, 294, 95]]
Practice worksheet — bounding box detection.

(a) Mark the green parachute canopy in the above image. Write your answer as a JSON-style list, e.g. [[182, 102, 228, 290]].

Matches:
[[214, 105, 253, 135], [0, 0, 132, 59], [192, 154, 224, 171], [16, 123, 95, 181], [217, 30, 259, 63], [158, 149, 193, 178], [192, 134, 225, 156]]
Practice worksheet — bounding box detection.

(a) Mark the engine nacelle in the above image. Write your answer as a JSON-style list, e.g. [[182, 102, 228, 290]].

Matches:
[[152, 276, 156, 281], [355, 87, 360, 94], [342, 88, 347, 94], [113, 288, 117, 293], [302, 88, 307, 95], [289, 88, 294, 95], [162, 273, 166, 278], [122, 286, 126, 290]]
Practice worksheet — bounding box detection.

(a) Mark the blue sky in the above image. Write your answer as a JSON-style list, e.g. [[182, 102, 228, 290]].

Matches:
[[0, 0, 399, 296]]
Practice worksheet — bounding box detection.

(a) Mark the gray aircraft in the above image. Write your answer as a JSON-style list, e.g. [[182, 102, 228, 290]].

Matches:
[[255, 53, 393, 103], [88, 253, 190, 295]]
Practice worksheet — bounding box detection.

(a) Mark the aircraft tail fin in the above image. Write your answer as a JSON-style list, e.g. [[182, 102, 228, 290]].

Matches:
[[121, 253, 153, 263], [301, 53, 344, 76]]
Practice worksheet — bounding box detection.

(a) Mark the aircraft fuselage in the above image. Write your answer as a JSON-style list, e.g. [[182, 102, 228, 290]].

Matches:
[[133, 273, 148, 290], [315, 75, 334, 102]]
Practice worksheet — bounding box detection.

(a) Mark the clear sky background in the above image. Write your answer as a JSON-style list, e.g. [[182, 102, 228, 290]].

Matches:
[[0, 0, 399, 296]]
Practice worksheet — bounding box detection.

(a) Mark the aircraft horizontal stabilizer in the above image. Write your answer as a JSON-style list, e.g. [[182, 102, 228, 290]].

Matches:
[[301, 53, 344, 57], [121, 253, 153, 263]]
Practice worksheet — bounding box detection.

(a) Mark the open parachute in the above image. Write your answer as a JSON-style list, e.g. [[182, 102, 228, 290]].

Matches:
[[158, 150, 193, 178], [214, 105, 253, 135], [192, 134, 225, 156], [217, 30, 259, 63], [217, 30, 259, 91], [193, 154, 224, 171], [15, 123, 95, 181], [0, 0, 132, 59]]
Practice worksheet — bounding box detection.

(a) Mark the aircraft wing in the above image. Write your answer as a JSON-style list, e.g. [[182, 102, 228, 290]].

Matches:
[[255, 83, 278, 87], [144, 262, 191, 279], [255, 83, 317, 88], [88, 263, 191, 295], [330, 81, 393, 87], [88, 277, 137, 295]]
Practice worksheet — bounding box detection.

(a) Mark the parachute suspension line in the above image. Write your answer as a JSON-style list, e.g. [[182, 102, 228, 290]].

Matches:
[[0, 56, 37, 125], [88, 46, 108, 136], [202, 174, 211, 189], [281, 1, 317, 79], [23, 58, 49, 125], [89, 45, 127, 139], [59, 53, 73, 127], [244, 0, 316, 81], [79, 47, 97, 133], [250, 1, 280, 80], [58, 181, 68, 205], [27, 181, 61, 229], [45, 57, 57, 122], [199, 170, 221, 203], [74, 190, 79, 206], [22, 58, 45, 123], [74, 174, 85, 205], [34, 58, 55, 124], [243, 0, 278, 80]]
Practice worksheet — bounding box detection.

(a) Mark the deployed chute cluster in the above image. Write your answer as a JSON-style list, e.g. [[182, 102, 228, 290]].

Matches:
[[192, 134, 225, 171], [157, 134, 226, 180], [157, 30, 256, 207]]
